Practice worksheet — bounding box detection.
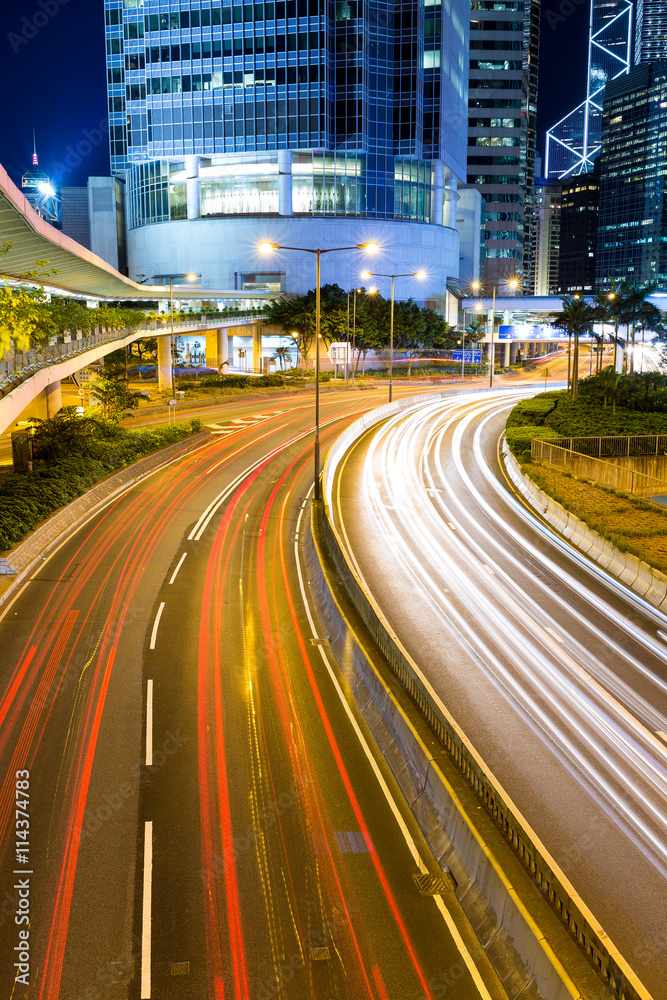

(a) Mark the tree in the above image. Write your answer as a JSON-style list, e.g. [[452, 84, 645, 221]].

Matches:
[[550, 296, 597, 400], [132, 337, 158, 364], [92, 366, 142, 421], [0, 241, 58, 360], [617, 281, 661, 373], [273, 345, 293, 369]]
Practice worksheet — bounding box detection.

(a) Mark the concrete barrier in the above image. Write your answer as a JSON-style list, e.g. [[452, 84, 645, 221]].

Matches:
[[503, 444, 667, 614]]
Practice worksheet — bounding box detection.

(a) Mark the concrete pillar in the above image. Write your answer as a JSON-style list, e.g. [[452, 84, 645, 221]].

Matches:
[[45, 380, 61, 418], [205, 331, 218, 367], [186, 155, 200, 220], [431, 160, 444, 226], [217, 328, 229, 368], [510, 341, 519, 363], [252, 326, 263, 373], [278, 150, 293, 216], [442, 176, 458, 228], [501, 342, 510, 367], [157, 335, 173, 392]]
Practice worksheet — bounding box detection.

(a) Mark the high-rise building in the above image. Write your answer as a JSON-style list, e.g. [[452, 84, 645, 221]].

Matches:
[[21, 136, 61, 228], [596, 62, 667, 287], [466, 0, 540, 291], [635, 0, 667, 63], [105, 0, 470, 305], [531, 178, 560, 295], [545, 0, 632, 179], [558, 169, 598, 293], [61, 177, 128, 273]]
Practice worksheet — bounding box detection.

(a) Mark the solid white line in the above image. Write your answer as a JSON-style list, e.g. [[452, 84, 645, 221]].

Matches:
[[169, 552, 187, 585], [293, 498, 495, 1000], [146, 680, 153, 766], [140, 820, 153, 999], [149, 602, 165, 650]]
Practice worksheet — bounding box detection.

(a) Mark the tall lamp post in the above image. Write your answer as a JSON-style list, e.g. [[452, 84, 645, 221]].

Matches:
[[259, 241, 379, 500], [349, 285, 376, 388], [361, 270, 426, 402], [461, 281, 481, 382], [487, 277, 518, 389], [169, 272, 198, 399]]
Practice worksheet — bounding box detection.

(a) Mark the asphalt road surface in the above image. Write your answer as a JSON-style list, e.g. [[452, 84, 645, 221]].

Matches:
[[0, 387, 507, 1000], [329, 387, 667, 998]]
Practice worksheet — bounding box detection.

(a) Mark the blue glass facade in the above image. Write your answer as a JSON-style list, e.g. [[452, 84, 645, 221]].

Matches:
[[105, 0, 468, 229]]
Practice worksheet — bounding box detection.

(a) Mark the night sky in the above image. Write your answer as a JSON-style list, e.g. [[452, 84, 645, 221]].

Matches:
[[0, 0, 591, 189]]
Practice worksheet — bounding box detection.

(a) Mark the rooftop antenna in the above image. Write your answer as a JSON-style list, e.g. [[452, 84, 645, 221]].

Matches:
[[32, 130, 38, 167]]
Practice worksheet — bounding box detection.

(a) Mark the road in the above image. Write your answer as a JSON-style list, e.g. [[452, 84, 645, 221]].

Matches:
[[329, 387, 667, 997], [0, 387, 507, 1000]]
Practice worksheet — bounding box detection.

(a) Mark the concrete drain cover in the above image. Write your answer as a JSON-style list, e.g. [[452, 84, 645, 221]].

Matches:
[[309, 637, 328, 646], [170, 962, 190, 976], [413, 870, 457, 895], [309, 947, 331, 961]]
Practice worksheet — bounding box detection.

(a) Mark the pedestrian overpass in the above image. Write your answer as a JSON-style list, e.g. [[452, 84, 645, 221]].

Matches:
[[0, 161, 282, 435]]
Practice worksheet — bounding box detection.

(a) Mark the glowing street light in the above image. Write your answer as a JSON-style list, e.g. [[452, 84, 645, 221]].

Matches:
[[258, 240, 380, 499], [360, 269, 426, 402]]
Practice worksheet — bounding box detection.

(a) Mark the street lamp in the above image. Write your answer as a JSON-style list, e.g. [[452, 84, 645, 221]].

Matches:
[[361, 270, 426, 402], [259, 241, 379, 500], [486, 276, 519, 389], [169, 272, 198, 399], [349, 286, 377, 388]]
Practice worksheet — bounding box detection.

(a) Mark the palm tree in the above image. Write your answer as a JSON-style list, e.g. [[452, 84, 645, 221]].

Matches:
[[273, 345, 292, 370], [618, 281, 661, 373], [551, 296, 597, 400]]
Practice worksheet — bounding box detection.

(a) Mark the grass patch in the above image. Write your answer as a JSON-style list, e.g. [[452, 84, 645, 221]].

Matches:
[[527, 464, 667, 573]]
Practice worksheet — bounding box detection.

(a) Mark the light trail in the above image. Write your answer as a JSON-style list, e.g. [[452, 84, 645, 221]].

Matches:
[[335, 390, 667, 886]]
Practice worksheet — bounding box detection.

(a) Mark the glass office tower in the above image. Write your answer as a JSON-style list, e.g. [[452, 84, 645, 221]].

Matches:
[[596, 61, 667, 287], [544, 0, 632, 179], [105, 0, 471, 303]]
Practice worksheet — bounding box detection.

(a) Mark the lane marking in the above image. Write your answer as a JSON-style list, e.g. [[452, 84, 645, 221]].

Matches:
[[293, 496, 495, 1000], [168, 552, 187, 585], [146, 680, 153, 766], [141, 820, 153, 999], [149, 602, 165, 650]]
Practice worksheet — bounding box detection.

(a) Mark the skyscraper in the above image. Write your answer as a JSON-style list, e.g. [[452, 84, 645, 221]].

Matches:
[[466, 0, 540, 291], [545, 0, 632, 179], [596, 62, 667, 287], [635, 0, 667, 63], [558, 169, 598, 293], [531, 178, 560, 295], [105, 0, 471, 304]]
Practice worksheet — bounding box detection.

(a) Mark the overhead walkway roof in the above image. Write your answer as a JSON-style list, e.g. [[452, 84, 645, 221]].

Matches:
[[0, 162, 275, 303]]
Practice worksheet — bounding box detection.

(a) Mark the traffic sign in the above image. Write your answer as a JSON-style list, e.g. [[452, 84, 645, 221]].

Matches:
[[452, 350, 481, 363]]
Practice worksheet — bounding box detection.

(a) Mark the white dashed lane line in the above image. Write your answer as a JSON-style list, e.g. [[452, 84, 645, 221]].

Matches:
[[149, 603, 165, 650]]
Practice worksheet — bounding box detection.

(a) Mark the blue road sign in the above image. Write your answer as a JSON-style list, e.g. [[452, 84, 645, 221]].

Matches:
[[452, 350, 481, 363]]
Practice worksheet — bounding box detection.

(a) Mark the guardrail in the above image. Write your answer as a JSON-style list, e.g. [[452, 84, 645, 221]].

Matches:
[[0, 312, 267, 394], [551, 434, 667, 458], [532, 438, 667, 499], [321, 393, 652, 1000]]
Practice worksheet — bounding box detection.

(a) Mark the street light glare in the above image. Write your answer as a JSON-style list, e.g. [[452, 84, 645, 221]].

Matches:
[[258, 241, 278, 252], [358, 241, 379, 253], [414, 270, 426, 279], [185, 273, 198, 281], [361, 270, 372, 279]]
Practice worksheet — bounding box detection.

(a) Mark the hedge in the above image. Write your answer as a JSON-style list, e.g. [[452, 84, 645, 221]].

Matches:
[[0, 420, 201, 552]]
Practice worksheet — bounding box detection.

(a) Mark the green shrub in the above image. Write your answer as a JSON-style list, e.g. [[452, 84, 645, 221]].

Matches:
[[506, 396, 557, 428], [255, 373, 286, 387], [505, 424, 561, 463], [0, 421, 198, 553]]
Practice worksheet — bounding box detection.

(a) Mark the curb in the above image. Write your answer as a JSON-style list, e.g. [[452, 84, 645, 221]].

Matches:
[[0, 430, 212, 609], [502, 443, 667, 615]]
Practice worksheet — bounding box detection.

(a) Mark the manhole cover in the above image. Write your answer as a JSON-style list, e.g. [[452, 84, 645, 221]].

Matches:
[[309, 947, 331, 961], [170, 961, 190, 976], [413, 870, 457, 895], [309, 637, 328, 646]]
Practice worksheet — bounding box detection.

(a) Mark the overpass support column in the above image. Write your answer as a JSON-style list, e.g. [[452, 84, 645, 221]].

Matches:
[[252, 325, 262, 373], [157, 335, 173, 392], [500, 342, 510, 367], [218, 328, 229, 369], [510, 341, 519, 364], [45, 380, 61, 418]]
